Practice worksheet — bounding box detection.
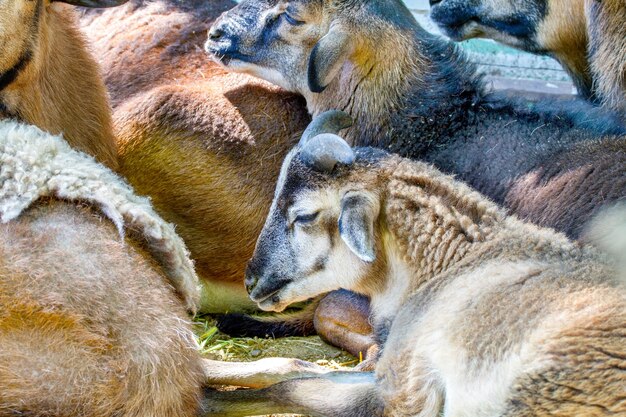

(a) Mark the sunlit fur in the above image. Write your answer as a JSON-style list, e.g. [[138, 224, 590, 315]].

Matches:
[[0, 0, 117, 168], [239, 143, 626, 416], [79, 0, 311, 313], [206, 0, 625, 351], [586, 0, 626, 116], [0, 1, 207, 414]]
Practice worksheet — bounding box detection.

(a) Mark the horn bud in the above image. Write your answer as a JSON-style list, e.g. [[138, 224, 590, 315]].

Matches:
[[300, 110, 355, 172], [300, 110, 353, 145]]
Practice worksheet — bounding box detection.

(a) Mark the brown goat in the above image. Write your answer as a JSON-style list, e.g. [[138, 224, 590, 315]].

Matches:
[[0, 1, 225, 414], [430, 0, 626, 115], [79, 0, 312, 314], [78, 0, 377, 354]]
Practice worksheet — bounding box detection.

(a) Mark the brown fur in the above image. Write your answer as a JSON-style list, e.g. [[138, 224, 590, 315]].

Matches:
[[206, 0, 626, 352], [207, 0, 626, 240], [535, 0, 590, 96], [587, 0, 626, 116], [0, 2, 207, 414], [0, 2, 117, 169], [430, 0, 625, 113], [79, 0, 311, 312], [0, 201, 204, 416], [505, 138, 626, 235]]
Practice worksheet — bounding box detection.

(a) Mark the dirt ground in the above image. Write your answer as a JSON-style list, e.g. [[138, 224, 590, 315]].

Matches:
[[195, 316, 357, 365]]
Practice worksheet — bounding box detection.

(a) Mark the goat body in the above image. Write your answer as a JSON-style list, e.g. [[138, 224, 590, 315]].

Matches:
[[0, 2, 210, 414], [205, 0, 626, 352], [205, 122, 626, 416], [207, 0, 626, 241], [0, 120, 205, 416], [79, 0, 312, 314]]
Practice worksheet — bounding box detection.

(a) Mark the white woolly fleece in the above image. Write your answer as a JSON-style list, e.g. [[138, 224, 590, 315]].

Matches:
[[0, 119, 200, 312]]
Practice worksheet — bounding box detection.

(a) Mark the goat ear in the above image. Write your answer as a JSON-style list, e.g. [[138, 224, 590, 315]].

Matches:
[[339, 192, 377, 262], [308, 28, 353, 93], [53, 0, 129, 8]]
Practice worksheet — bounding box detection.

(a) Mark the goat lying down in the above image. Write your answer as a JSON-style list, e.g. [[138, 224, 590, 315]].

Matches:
[[0, 120, 200, 312], [0, 120, 200, 310], [204, 112, 626, 417], [205, 0, 625, 355], [0, 119, 215, 415]]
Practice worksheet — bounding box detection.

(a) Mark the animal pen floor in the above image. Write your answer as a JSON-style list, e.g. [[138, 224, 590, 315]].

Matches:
[[196, 316, 356, 417]]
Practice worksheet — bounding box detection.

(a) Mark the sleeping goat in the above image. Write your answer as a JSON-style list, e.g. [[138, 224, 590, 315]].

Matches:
[[203, 112, 626, 417]]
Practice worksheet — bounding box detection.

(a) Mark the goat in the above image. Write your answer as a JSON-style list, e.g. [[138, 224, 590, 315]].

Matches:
[[430, 0, 626, 116], [77, 0, 373, 353], [206, 0, 626, 249], [77, 0, 312, 315], [586, 0, 626, 116], [205, 0, 626, 358], [0, 0, 231, 414], [202, 111, 626, 417]]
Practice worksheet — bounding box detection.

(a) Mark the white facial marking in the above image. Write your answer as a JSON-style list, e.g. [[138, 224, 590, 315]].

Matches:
[[257, 188, 371, 311]]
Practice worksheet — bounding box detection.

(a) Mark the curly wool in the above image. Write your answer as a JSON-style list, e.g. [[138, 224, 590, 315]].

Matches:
[[0, 120, 200, 312]]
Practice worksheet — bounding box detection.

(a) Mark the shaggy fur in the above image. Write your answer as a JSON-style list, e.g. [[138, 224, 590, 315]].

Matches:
[[0, 200, 205, 417], [206, 132, 626, 416], [0, 120, 200, 310], [0, 1, 209, 414], [79, 0, 355, 348], [207, 0, 626, 240], [207, 0, 626, 350]]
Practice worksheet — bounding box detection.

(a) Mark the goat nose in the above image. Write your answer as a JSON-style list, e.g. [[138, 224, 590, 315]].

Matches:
[[244, 275, 258, 295], [244, 267, 259, 295], [429, 0, 442, 5], [208, 26, 224, 40]]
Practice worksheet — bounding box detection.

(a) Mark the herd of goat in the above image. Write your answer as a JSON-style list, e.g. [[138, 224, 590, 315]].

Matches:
[[0, 0, 625, 415]]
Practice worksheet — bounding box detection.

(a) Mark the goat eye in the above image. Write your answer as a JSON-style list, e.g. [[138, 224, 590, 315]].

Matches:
[[294, 212, 319, 224], [283, 12, 304, 26]]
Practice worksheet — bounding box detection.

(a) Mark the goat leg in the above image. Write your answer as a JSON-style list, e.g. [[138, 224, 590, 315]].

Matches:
[[314, 289, 376, 360], [201, 371, 382, 417], [202, 357, 332, 388]]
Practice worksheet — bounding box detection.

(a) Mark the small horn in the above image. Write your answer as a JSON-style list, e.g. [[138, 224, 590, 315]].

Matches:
[[53, 0, 129, 8], [300, 110, 353, 145], [301, 133, 355, 172]]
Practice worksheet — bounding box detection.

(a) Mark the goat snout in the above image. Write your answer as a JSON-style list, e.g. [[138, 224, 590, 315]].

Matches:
[[208, 26, 224, 41], [244, 266, 259, 295]]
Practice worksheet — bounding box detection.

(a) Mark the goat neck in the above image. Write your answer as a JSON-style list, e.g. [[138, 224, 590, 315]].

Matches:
[[536, 0, 591, 99], [360, 157, 504, 336], [305, 25, 482, 155]]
